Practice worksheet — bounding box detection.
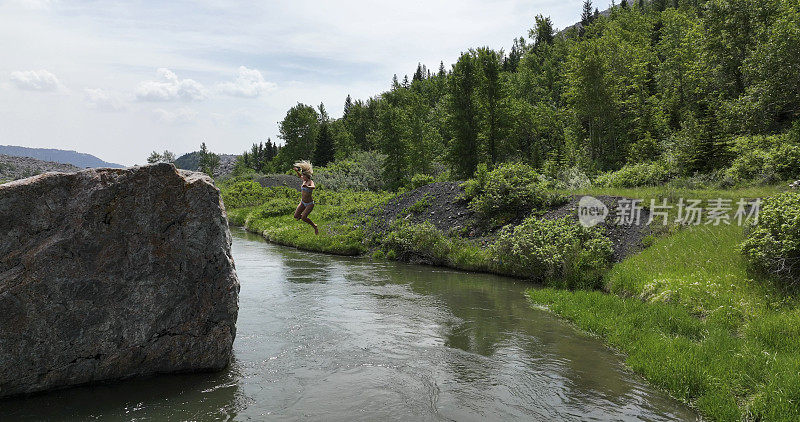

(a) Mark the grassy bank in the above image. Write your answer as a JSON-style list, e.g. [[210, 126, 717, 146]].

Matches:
[[222, 177, 614, 285], [222, 175, 798, 420], [528, 223, 800, 421], [226, 187, 393, 255]]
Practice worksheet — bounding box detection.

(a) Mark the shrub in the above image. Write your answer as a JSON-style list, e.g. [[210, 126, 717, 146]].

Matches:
[[741, 191, 800, 283], [725, 149, 772, 184], [382, 221, 451, 265], [490, 217, 614, 288], [314, 150, 387, 191], [552, 166, 592, 190], [594, 161, 675, 188], [768, 144, 800, 180], [410, 173, 435, 189], [461, 162, 565, 225], [724, 134, 799, 185]]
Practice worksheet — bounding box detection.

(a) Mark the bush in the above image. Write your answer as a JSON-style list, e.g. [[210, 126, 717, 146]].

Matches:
[[725, 149, 772, 184], [409, 173, 435, 189], [314, 150, 387, 191], [551, 166, 592, 190], [724, 134, 799, 185], [741, 191, 800, 283], [769, 144, 800, 180], [461, 162, 565, 225], [594, 161, 675, 188], [382, 221, 452, 265], [490, 217, 614, 288]]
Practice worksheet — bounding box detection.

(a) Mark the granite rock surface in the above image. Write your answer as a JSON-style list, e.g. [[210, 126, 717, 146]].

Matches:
[[0, 163, 239, 397]]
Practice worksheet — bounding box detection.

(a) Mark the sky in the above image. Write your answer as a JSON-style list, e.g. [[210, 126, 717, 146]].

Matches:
[[0, 0, 606, 166]]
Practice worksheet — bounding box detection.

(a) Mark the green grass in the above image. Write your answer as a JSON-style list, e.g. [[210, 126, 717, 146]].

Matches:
[[528, 223, 800, 421], [563, 184, 787, 203], [227, 189, 394, 255]]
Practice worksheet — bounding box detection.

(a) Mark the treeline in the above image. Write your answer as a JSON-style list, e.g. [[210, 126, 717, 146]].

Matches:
[[238, 0, 800, 188]]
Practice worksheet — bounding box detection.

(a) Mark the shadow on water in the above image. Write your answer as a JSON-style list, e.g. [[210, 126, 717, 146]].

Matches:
[[0, 362, 246, 420], [0, 227, 699, 421]]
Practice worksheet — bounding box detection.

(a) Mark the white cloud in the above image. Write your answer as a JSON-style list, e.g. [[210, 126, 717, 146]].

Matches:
[[152, 107, 199, 124], [11, 0, 56, 10], [135, 68, 207, 102], [9, 69, 62, 91], [216, 66, 276, 98], [83, 88, 126, 111]]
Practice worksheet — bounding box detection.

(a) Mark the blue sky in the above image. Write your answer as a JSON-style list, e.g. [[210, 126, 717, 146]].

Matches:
[[0, 0, 607, 165]]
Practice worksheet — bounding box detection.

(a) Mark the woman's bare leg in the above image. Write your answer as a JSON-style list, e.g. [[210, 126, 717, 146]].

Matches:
[[294, 202, 305, 220], [301, 204, 318, 235]]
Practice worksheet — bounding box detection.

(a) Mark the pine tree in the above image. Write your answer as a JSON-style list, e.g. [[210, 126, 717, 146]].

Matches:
[[413, 63, 425, 82], [504, 37, 526, 72], [621, 0, 629, 9], [580, 0, 594, 37], [198, 142, 220, 176], [147, 151, 162, 164], [343, 94, 353, 117], [438, 61, 446, 77], [313, 121, 335, 166]]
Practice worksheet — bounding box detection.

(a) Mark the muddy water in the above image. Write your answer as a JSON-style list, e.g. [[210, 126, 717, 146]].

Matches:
[[0, 227, 697, 421]]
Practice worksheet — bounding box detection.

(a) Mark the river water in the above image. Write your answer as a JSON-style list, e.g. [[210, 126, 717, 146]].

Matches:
[[0, 227, 697, 421]]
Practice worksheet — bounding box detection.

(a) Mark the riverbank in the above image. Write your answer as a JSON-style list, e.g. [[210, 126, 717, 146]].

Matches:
[[223, 178, 657, 287], [529, 222, 800, 421], [221, 177, 796, 420]]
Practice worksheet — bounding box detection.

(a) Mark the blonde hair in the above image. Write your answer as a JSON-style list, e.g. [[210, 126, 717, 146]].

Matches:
[[294, 160, 313, 178]]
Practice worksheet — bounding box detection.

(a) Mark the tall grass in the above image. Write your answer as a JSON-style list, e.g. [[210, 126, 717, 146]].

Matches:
[[528, 223, 800, 421], [227, 189, 394, 255]]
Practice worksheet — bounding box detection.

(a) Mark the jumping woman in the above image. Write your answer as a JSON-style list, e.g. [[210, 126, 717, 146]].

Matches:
[[292, 160, 318, 235]]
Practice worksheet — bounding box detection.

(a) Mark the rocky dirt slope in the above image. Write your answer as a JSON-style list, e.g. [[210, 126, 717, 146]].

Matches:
[[0, 154, 81, 181], [361, 182, 652, 263]]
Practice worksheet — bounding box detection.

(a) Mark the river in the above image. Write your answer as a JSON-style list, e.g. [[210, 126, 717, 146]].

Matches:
[[0, 227, 697, 421]]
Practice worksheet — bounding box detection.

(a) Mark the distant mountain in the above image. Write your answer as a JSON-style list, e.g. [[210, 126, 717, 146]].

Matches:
[[174, 151, 201, 171], [0, 145, 124, 168]]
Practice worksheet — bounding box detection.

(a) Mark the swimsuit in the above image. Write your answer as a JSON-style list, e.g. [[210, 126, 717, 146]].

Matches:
[[301, 185, 313, 206]]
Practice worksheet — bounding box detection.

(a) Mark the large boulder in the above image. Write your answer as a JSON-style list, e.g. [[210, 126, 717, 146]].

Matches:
[[0, 163, 239, 397]]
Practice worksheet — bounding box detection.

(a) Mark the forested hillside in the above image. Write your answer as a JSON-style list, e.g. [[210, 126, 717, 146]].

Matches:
[[240, 0, 799, 189]]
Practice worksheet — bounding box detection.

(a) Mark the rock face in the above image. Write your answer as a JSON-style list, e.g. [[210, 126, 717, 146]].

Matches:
[[0, 154, 82, 181], [0, 163, 239, 397]]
